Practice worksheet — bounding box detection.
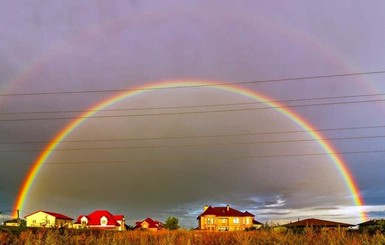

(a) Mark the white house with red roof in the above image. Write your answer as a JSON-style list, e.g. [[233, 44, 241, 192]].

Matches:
[[73, 210, 125, 231], [197, 205, 259, 231], [25, 210, 73, 228], [134, 217, 163, 231]]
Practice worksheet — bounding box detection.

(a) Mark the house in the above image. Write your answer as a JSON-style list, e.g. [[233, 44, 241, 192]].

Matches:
[[134, 217, 163, 231], [197, 205, 258, 231], [3, 218, 25, 227], [283, 218, 353, 230], [73, 210, 125, 231], [24, 210, 73, 228], [253, 219, 263, 229]]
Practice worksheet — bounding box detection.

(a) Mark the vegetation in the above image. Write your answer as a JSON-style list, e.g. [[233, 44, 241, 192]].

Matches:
[[1, 228, 385, 245], [163, 216, 180, 230], [359, 220, 385, 235]]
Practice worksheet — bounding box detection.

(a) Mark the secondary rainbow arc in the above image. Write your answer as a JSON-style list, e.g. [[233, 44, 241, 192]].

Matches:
[[13, 80, 366, 221]]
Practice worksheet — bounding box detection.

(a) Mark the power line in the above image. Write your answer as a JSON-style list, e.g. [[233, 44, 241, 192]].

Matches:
[[2, 97, 385, 122], [1, 135, 385, 153], [2, 124, 385, 145], [2, 91, 385, 116], [3, 149, 385, 166], [0, 70, 384, 97]]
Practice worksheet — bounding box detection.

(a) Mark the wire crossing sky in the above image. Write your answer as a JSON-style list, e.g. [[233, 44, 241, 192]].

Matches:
[[1, 0, 385, 228]]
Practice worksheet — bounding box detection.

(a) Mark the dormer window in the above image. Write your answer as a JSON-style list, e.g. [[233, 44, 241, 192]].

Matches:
[[101, 216, 108, 226], [81, 216, 88, 226]]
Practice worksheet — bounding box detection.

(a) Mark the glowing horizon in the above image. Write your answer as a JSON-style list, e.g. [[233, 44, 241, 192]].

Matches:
[[13, 80, 367, 221]]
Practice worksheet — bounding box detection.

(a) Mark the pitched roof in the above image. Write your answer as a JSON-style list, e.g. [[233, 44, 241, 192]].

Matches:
[[197, 206, 255, 218], [357, 219, 385, 226], [135, 217, 163, 229], [253, 219, 263, 225], [25, 210, 73, 220], [74, 210, 122, 226], [114, 215, 124, 221], [283, 218, 353, 228]]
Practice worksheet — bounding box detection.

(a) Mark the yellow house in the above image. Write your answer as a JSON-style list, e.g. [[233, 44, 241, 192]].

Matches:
[[25, 210, 73, 228], [134, 218, 163, 231], [197, 205, 258, 231]]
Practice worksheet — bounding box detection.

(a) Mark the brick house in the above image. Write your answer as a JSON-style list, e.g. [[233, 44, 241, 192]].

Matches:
[[197, 205, 258, 231]]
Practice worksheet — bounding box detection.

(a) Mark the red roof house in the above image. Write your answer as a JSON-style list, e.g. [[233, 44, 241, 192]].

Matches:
[[197, 205, 259, 231], [197, 205, 255, 218], [25, 210, 73, 228], [135, 217, 163, 231], [74, 210, 125, 231]]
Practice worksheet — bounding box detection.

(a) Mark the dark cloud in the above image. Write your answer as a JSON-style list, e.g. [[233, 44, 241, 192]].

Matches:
[[1, 0, 385, 228], [23, 88, 353, 227], [312, 207, 340, 211], [367, 210, 385, 218]]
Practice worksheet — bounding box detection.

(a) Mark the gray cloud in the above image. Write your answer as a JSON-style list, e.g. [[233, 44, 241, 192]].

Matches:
[[1, 0, 385, 228]]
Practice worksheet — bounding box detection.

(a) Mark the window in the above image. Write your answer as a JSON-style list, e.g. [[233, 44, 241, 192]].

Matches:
[[233, 218, 239, 224], [207, 218, 211, 224], [246, 218, 250, 225], [218, 227, 229, 231], [101, 216, 108, 226], [81, 216, 88, 226]]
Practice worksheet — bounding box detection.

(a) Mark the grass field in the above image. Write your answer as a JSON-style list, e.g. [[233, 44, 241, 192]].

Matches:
[[1, 228, 385, 245]]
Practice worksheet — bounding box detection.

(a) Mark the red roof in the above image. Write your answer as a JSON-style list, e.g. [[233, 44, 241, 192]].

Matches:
[[74, 210, 123, 226], [25, 210, 73, 220], [135, 218, 163, 229], [114, 215, 124, 221], [197, 206, 255, 219], [283, 218, 353, 228]]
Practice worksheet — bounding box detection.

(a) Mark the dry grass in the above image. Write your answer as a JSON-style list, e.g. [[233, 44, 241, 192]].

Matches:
[[1, 228, 385, 245]]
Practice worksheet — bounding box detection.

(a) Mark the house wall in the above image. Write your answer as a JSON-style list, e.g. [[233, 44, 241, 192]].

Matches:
[[199, 215, 254, 231], [26, 212, 56, 228], [116, 220, 125, 231], [55, 218, 73, 228], [25, 212, 72, 228], [73, 220, 124, 231]]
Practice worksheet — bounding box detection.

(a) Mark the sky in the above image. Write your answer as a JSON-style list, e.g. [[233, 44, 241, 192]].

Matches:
[[1, 0, 385, 228]]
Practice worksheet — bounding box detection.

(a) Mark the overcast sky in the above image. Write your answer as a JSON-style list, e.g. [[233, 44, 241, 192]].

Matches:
[[1, 0, 385, 228]]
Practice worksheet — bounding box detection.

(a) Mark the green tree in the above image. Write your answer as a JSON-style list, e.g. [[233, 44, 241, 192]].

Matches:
[[164, 217, 180, 230]]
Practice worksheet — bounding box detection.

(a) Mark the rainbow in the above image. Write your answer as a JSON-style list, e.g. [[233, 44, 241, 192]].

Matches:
[[13, 80, 366, 221], [1, 9, 356, 102]]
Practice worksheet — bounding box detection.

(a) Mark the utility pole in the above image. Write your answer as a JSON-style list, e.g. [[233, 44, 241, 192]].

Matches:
[[16, 209, 21, 225]]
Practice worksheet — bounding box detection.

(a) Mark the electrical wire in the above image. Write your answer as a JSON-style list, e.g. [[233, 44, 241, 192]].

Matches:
[[0, 70, 384, 97]]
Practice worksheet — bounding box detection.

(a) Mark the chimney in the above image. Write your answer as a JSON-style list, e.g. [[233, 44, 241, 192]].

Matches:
[[226, 205, 230, 211], [204, 205, 209, 211]]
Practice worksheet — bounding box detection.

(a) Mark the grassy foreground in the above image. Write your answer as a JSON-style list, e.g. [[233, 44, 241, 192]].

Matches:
[[1, 228, 385, 245]]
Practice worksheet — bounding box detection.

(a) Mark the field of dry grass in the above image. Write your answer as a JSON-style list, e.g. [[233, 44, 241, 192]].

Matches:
[[1, 228, 385, 245]]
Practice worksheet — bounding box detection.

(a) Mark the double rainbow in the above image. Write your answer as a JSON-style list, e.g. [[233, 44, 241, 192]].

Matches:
[[13, 81, 366, 221]]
